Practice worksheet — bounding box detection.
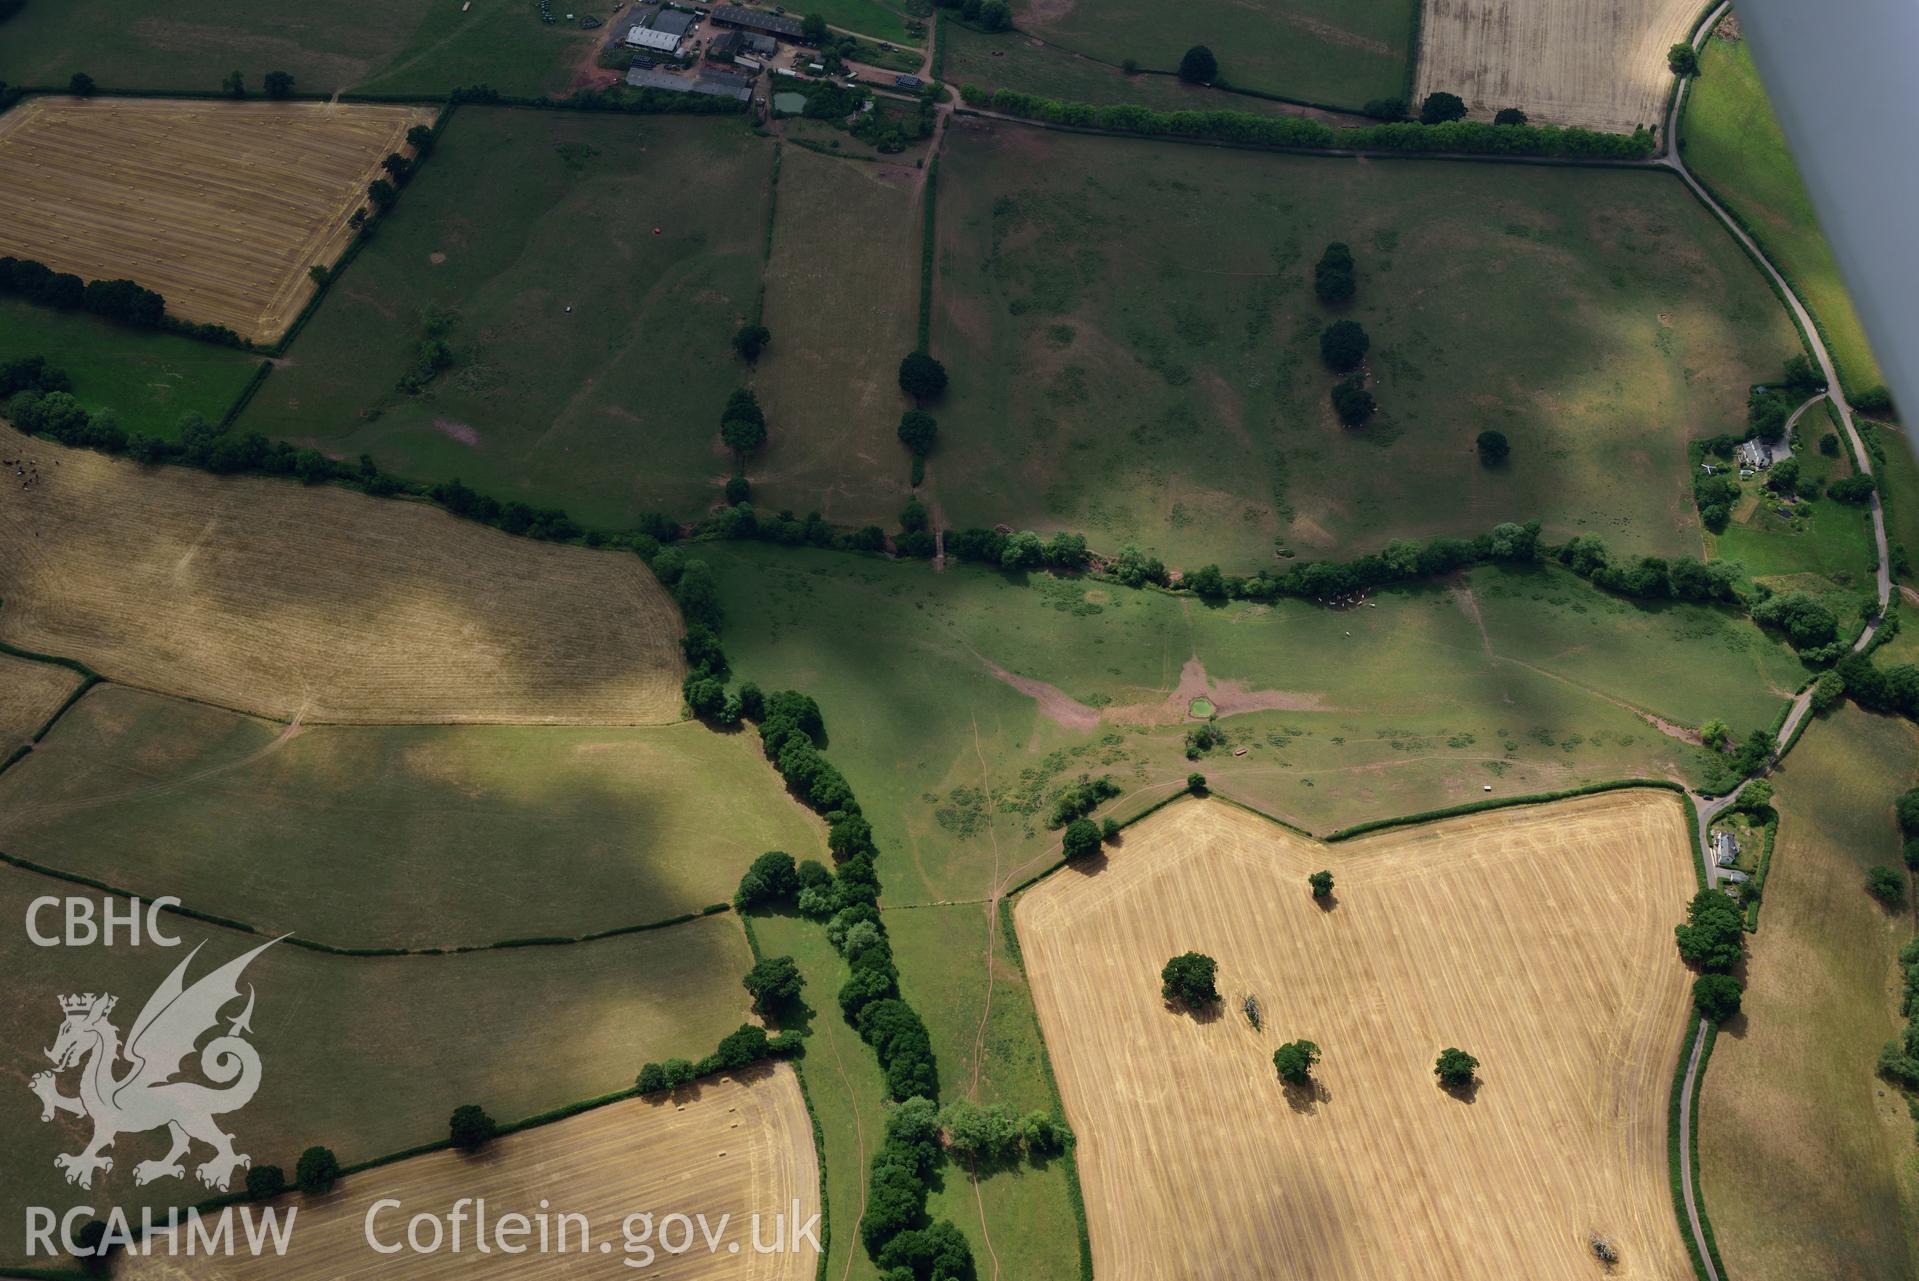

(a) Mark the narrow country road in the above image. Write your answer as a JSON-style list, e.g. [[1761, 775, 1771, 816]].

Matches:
[[1662, 9, 1893, 1277]]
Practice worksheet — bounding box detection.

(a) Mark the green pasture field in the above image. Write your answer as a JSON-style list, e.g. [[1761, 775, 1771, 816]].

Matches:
[[929, 123, 1799, 571], [847, 37, 925, 74], [0, 862, 754, 1266], [1006, 0, 1414, 109], [1681, 33, 1885, 395], [0, 0, 604, 98], [0, 685, 827, 949], [241, 108, 772, 528], [942, 22, 1312, 118], [807, 0, 920, 45], [0, 299, 258, 439], [702, 543, 1794, 908], [1708, 403, 1878, 594], [1869, 421, 1919, 583], [1698, 705, 1919, 1281], [753, 144, 924, 524]]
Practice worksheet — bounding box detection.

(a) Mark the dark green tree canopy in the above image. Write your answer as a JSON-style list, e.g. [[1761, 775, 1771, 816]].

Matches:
[[295, 1145, 340, 1195], [1668, 42, 1699, 75], [1308, 870, 1334, 898], [1161, 951, 1219, 1007], [1433, 1047, 1479, 1088], [721, 386, 768, 458], [1318, 319, 1370, 372], [1178, 45, 1217, 84], [897, 409, 938, 457], [1272, 1039, 1321, 1085], [898, 350, 948, 403], [1314, 241, 1355, 304], [449, 1103, 498, 1151], [1692, 973, 1743, 1024], [1476, 429, 1510, 465], [733, 323, 771, 362], [1062, 817, 1102, 859], [1419, 91, 1467, 124], [1493, 106, 1528, 125], [1674, 888, 1744, 971], [1331, 375, 1376, 427], [744, 955, 805, 1013]]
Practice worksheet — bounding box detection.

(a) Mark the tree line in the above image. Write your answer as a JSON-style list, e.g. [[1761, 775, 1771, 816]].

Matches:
[[965, 88, 1657, 161], [0, 256, 243, 347]]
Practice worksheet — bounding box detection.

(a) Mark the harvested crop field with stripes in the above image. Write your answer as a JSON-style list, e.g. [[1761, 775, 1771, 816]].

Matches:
[[0, 421, 686, 725], [1414, 0, 1697, 132], [115, 1067, 820, 1281], [1015, 792, 1696, 1280], [0, 97, 435, 343]]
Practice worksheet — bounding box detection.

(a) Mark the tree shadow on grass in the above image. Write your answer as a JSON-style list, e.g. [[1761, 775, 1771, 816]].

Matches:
[[1163, 996, 1224, 1025], [1313, 891, 1339, 913], [1438, 1075, 1482, 1105]]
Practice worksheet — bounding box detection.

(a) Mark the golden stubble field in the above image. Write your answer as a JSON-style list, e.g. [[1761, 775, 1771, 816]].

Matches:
[[0, 422, 685, 724], [0, 97, 435, 342], [1414, 0, 1698, 132], [117, 1068, 820, 1281], [1016, 792, 1696, 1281]]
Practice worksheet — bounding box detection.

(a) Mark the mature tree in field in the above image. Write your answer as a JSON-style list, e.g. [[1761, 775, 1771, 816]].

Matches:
[[898, 350, 948, 403], [367, 178, 398, 210], [244, 1165, 286, 1200], [222, 70, 246, 98], [977, 0, 1012, 30], [1318, 319, 1369, 372], [1330, 375, 1376, 427], [1160, 951, 1219, 1007], [1308, 870, 1334, 899], [1811, 668, 1847, 715], [1867, 865, 1907, 906], [1062, 817, 1102, 860], [1101, 816, 1121, 843], [68, 73, 95, 97], [1752, 591, 1839, 649], [1433, 1047, 1479, 1088], [1177, 45, 1217, 84], [899, 497, 929, 533], [1675, 888, 1744, 971], [1668, 42, 1699, 76], [743, 955, 805, 1013], [1818, 431, 1841, 458], [732, 323, 770, 362], [1000, 529, 1044, 569], [1109, 542, 1167, 587], [382, 152, 413, 183], [1184, 563, 1228, 597], [1829, 474, 1877, 504], [406, 124, 436, 155], [294, 1146, 340, 1195], [449, 1103, 498, 1151], [1476, 429, 1510, 466], [1419, 91, 1466, 124], [801, 12, 827, 42], [1699, 718, 1731, 751], [264, 70, 296, 98], [636, 1061, 669, 1093], [1692, 974, 1744, 1024], [1314, 242, 1355, 304], [1272, 1039, 1321, 1086], [1493, 106, 1528, 125], [1186, 771, 1208, 793], [736, 850, 800, 909], [897, 409, 938, 457], [720, 387, 768, 460]]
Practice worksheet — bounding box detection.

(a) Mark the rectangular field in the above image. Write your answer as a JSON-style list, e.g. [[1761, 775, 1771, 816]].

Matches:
[[240, 108, 771, 530], [0, 97, 436, 343], [116, 1068, 820, 1281], [1011, 0, 1417, 110], [1699, 707, 1919, 1281], [0, 420, 685, 724], [1015, 792, 1696, 1280], [931, 122, 1799, 569], [0, 298, 260, 438], [0, 863, 757, 1267], [0, 685, 826, 949], [753, 145, 924, 525], [1414, 0, 1697, 131]]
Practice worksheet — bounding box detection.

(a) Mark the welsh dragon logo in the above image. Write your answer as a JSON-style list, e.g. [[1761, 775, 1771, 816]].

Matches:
[[29, 938, 280, 1192]]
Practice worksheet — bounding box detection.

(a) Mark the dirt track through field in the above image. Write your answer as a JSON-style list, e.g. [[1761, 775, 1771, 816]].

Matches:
[[0, 422, 686, 724], [0, 97, 435, 343], [1016, 791, 1695, 1280], [116, 1068, 820, 1280], [1414, 0, 1697, 132]]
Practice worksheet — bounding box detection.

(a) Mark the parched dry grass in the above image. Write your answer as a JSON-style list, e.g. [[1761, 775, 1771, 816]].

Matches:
[[116, 1068, 820, 1281], [0, 651, 82, 751], [1016, 791, 1696, 1281], [1414, 0, 1697, 132], [0, 422, 685, 724], [0, 97, 435, 343]]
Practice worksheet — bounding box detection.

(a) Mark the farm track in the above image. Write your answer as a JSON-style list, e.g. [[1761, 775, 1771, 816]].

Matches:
[[0, 98, 434, 343]]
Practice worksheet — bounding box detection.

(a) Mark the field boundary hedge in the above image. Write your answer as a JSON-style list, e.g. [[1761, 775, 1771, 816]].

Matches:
[[916, 154, 939, 348], [1321, 777, 1689, 843], [0, 848, 730, 956], [1741, 808, 1780, 930]]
